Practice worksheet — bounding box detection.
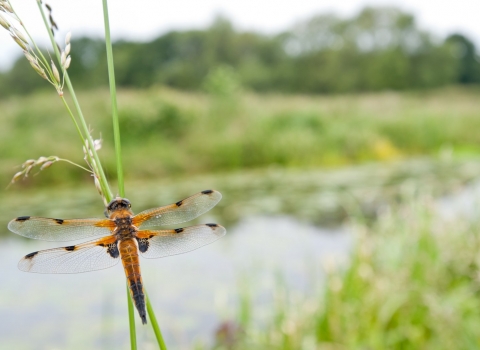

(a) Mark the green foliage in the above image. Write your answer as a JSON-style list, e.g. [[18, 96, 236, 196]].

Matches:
[[313, 202, 480, 349], [2, 86, 480, 187], [203, 65, 242, 98], [216, 199, 480, 349], [1, 7, 479, 96]]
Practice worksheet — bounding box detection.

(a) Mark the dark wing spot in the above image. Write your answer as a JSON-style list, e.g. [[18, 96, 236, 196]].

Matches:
[[201, 190, 213, 195], [174, 228, 184, 233], [136, 238, 149, 253], [25, 251, 38, 259], [175, 200, 183, 207], [206, 223, 218, 228], [54, 218, 64, 225], [16, 216, 30, 222], [65, 245, 75, 251], [107, 243, 120, 258]]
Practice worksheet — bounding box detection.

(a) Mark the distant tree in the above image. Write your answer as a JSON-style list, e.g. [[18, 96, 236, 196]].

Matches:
[[446, 34, 480, 84], [0, 7, 477, 97], [282, 7, 457, 92]]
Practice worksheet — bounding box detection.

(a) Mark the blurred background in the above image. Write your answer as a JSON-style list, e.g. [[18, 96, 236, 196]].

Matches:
[[1, 0, 480, 349]]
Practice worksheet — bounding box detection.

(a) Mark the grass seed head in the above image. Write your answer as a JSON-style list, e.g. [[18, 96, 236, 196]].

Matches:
[[64, 55, 71, 69], [65, 31, 71, 45], [61, 51, 66, 66], [36, 156, 49, 164], [11, 171, 23, 183], [40, 161, 54, 170], [51, 60, 60, 83], [11, 33, 28, 50], [23, 50, 36, 63], [22, 159, 36, 168], [0, 12, 10, 29], [65, 43, 71, 55], [0, 1, 13, 13], [11, 27, 28, 44], [94, 176, 103, 196], [29, 60, 48, 80]]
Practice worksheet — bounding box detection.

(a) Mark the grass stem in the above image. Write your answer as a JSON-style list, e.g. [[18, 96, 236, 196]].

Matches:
[[100, 0, 137, 347], [146, 292, 168, 350], [126, 283, 137, 350], [101, 0, 124, 198]]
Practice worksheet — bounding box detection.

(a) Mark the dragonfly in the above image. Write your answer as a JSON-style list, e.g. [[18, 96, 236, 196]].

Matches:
[[8, 189, 225, 325]]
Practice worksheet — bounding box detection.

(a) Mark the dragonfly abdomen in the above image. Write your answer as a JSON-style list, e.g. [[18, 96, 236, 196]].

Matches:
[[120, 238, 147, 324]]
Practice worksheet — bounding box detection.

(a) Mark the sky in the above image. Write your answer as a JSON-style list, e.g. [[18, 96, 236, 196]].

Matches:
[[0, 0, 479, 70]]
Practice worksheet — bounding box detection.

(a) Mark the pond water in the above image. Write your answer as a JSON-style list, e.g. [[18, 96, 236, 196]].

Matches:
[[2, 158, 480, 349], [0, 216, 350, 350]]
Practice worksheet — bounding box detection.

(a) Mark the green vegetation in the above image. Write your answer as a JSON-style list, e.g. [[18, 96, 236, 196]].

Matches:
[[213, 198, 480, 349], [1, 7, 480, 96], [2, 86, 480, 188]]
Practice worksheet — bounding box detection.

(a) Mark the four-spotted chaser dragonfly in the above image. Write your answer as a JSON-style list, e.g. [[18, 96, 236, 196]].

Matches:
[[8, 190, 225, 324]]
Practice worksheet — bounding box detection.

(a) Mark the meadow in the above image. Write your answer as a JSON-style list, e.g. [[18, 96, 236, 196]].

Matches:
[[2, 86, 480, 188]]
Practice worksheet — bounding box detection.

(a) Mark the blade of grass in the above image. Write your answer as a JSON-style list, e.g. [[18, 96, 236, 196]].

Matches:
[[101, 0, 124, 198], [127, 282, 137, 349], [100, 0, 137, 347], [101, 1, 166, 348], [146, 292, 167, 350]]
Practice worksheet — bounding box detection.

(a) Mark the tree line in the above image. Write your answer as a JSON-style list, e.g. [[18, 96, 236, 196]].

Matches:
[[1, 6, 479, 96]]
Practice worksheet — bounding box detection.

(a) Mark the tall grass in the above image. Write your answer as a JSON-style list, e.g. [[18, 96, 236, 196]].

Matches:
[[216, 197, 480, 349]]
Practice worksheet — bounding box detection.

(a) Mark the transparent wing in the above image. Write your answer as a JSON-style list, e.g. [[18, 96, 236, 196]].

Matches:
[[18, 236, 120, 274], [8, 216, 114, 242], [136, 223, 226, 259], [133, 190, 222, 229]]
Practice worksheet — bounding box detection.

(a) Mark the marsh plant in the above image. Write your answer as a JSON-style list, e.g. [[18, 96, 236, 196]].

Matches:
[[2, 1, 172, 348]]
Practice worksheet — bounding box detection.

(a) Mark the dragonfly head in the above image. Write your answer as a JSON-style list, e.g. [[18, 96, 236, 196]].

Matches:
[[104, 197, 132, 217]]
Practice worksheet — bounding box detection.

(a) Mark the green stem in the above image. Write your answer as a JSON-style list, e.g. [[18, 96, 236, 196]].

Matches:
[[146, 292, 167, 350], [60, 96, 85, 145], [36, 0, 113, 202], [102, 0, 124, 198], [100, 0, 135, 346], [127, 283, 137, 350], [57, 159, 93, 173]]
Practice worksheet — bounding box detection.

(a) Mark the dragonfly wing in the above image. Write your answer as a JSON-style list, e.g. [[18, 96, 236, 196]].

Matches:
[[133, 190, 222, 229], [18, 236, 120, 274], [8, 216, 114, 242], [136, 224, 226, 259]]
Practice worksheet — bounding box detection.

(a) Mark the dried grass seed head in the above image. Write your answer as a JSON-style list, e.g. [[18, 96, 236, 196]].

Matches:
[[65, 31, 71, 45], [64, 55, 71, 69], [23, 50, 36, 63], [40, 161, 54, 170], [0, 12, 10, 29], [11, 33, 28, 50], [30, 61, 48, 80], [50, 60, 60, 83], [65, 43, 70, 55], [11, 171, 23, 183], [0, 1, 13, 13], [22, 159, 36, 168], [10, 27, 28, 44]]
